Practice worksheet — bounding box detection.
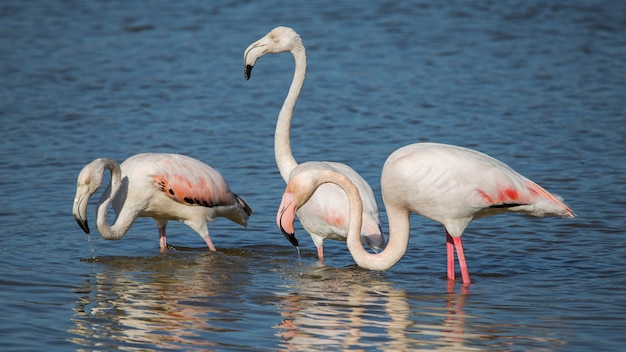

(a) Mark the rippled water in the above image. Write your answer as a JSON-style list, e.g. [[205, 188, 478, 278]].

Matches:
[[1, 1, 625, 351]]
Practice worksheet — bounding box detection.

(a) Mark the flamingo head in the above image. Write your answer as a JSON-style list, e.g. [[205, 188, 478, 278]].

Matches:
[[72, 159, 109, 234], [276, 169, 334, 247], [243, 26, 302, 80], [276, 191, 299, 247]]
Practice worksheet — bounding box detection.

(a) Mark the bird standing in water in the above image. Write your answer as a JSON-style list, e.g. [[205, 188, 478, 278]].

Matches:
[[244, 26, 385, 260], [278, 144, 574, 285], [73, 153, 252, 252]]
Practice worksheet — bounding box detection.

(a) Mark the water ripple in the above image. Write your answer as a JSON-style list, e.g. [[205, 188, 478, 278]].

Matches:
[[1, 0, 625, 350]]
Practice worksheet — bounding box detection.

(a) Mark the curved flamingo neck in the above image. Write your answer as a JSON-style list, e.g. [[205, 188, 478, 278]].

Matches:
[[95, 159, 129, 240], [313, 170, 409, 271], [346, 203, 409, 271], [275, 43, 306, 182]]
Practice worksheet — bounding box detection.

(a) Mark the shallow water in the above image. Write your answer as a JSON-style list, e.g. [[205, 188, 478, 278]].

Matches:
[[1, 0, 625, 351]]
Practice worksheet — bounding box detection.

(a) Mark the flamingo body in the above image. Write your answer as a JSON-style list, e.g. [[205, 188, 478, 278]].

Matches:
[[382, 143, 574, 229], [382, 143, 574, 284], [290, 161, 384, 252], [278, 145, 574, 285], [244, 26, 385, 259], [73, 153, 252, 251]]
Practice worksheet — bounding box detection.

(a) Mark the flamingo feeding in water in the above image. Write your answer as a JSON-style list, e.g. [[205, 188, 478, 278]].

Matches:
[[72, 153, 253, 252], [277, 144, 575, 285], [244, 26, 386, 260]]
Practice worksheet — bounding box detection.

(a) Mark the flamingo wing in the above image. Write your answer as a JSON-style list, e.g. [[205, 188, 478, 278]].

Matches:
[[443, 145, 574, 218], [119, 153, 237, 209], [383, 143, 574, 222], [149, 155, 237, 208]]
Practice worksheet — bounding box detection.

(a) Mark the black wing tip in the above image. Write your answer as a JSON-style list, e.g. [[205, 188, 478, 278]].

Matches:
[[234, 193, 253, 216], [489, 202, 525, 209]]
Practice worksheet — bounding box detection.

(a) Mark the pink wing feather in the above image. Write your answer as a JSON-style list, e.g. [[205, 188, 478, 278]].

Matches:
[[147, 154, 236, 208]]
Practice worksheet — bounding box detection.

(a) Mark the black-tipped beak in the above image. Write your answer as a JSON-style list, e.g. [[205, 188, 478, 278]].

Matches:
[[75, 216, 90, 234], [244, 64, 254, 80], [277, 192, 299, 247], [280, 226, 299, 247]]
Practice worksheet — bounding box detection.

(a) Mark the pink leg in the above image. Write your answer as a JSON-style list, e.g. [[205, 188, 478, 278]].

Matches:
[[453, 236, 471, 285], [204, 236, 217, 252], [159, 226, 167, 251], [446, 279, 455, 294], [446, 232, 455, 281], [156, 220, 170, 252], [316, 246, 324, 261]]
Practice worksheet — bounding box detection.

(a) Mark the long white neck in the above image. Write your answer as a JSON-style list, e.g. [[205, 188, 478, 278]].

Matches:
[[95, 160, 133, 240], [316, 171, 409, 270], [275, 44, 306, 182]]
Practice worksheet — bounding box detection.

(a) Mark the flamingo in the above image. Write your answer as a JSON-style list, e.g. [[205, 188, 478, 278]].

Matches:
[[72, 153, 253, 251], [277, 144, 575, 284], [244, 26, 385, 260]]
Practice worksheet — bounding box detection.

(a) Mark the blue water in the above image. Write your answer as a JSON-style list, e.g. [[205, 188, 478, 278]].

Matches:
[[1, 1, 625, 350]]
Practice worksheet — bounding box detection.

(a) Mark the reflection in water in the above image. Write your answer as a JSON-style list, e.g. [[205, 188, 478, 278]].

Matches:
[[67, 251, 562, 350], [274, 265, 481, 351], [68, 251, 252, 350]]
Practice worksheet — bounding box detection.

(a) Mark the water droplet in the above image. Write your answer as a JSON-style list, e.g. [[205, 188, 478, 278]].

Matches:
[[85, 233, 95, 259]]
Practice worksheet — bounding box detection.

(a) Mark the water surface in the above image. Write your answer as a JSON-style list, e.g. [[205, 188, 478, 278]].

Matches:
[[1, 1, 625, 351]]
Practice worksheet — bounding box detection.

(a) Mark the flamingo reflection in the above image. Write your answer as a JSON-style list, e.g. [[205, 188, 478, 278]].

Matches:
[[67, 253, 554, 350], [68, 252, 251, 350], [274, 265, 479, 351]]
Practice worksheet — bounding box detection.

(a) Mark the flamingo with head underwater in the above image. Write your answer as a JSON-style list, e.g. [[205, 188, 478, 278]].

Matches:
[[277, 144, 575, 285], [244, 26, 386, 260], [73, 153, 253, 252]]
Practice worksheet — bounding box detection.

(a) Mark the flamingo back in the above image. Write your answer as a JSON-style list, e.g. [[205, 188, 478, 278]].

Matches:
[[381, 143, 574, 226], [119, 153, 251, 225]]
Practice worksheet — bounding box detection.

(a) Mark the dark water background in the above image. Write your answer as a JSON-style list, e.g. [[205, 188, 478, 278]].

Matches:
[[1, 1, 625, 350]]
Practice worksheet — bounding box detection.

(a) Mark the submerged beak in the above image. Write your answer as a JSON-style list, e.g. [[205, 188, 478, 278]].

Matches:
[[276, 192, 299, 247], [72, 192, 90, 234]]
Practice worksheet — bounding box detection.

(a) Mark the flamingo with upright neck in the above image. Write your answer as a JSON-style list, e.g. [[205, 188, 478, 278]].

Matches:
[[73, 153, 252, 251], [277, 145, 574, 285], [244, 26, 385, 260]]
